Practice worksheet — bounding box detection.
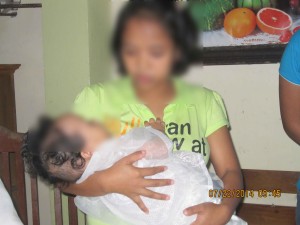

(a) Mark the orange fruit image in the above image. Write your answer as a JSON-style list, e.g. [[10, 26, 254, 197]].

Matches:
[[224, 8, 256, 38], [257, 8, 292, 35]]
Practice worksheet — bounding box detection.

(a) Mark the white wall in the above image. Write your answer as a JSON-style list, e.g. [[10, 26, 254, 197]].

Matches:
[[185, 64, 300, 171], [0, 1, 52, 224]]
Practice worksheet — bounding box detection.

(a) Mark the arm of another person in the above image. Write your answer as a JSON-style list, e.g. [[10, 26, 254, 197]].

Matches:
[[279, 76, 300, 145], [279, 31, 300, 145]]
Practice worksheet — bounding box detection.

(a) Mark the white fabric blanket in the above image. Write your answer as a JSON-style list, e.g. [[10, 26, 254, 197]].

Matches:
[[75, 127, 247, 225], [0, 179, 23, 225]]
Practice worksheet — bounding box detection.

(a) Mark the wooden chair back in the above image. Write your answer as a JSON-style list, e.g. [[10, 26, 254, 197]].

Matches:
[[0, 126, 27, 223], [0, 126, 82, 225], [237, 169, 300, 225]]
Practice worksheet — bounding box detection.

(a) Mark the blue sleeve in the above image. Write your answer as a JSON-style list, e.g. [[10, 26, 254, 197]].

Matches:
[[279, 31, 300, 85]]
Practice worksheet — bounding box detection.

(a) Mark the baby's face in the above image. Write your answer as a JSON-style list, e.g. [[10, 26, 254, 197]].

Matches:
[[54, 114, 110, 154]]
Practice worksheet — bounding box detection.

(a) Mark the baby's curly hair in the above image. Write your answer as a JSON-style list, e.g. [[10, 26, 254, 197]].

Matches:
[[21, 116, 86, 186]]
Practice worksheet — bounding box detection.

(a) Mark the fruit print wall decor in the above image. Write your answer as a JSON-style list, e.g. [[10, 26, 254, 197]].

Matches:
[[187, 0, 300, 64]]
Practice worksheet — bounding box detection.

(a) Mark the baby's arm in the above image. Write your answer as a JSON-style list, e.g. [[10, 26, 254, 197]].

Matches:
[[144, 118, 165, 133], [141, 118, 171, 160]]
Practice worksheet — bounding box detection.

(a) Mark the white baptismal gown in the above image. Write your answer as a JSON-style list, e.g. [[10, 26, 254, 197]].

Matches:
[[75, 127, 247, 225]]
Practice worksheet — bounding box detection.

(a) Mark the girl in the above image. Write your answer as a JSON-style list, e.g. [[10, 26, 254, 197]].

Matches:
[[66, 1, 243, 225]]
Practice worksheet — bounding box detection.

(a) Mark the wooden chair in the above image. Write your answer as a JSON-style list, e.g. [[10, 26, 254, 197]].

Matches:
[[237, 169, 300, 225], [0, 125, 299, 225], [0, 126, 83, 225]]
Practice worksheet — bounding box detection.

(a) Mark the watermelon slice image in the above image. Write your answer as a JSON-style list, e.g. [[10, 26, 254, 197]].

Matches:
[[257, 8, 292, 35]]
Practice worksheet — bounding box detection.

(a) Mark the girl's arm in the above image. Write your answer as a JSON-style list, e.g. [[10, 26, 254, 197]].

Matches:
[[61, 151, 173, 213], [208, 126, 243, 214], [184, 126, 243, 225]]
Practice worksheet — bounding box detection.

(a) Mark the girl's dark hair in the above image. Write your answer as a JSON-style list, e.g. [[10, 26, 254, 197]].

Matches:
[[21, 117, 85, 186], [112, 0, 198, 75]]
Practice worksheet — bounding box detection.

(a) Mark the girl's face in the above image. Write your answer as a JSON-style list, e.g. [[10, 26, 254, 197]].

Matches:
[[121, 17, 178, 90]]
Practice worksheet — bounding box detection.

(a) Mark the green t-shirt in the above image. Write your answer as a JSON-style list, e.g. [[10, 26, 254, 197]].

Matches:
[[73, 78, 229, 225]]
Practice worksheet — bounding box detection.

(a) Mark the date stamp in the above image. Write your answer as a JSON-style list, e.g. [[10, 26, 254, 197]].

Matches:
[[209, 189, 281, 198]]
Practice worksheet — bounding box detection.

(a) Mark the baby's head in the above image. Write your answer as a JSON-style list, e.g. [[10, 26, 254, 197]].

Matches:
[[21, 114, 110, 186]]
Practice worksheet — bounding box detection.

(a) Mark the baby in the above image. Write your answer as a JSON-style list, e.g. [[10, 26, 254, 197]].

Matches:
[[22, 115, 246, 225]]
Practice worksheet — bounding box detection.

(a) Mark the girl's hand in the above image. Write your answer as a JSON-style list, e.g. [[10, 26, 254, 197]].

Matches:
[[102, 150, 173, 213], [184, 202, 232, 225]]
